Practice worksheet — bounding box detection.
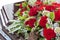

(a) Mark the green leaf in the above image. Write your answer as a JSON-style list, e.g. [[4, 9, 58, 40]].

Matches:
[[46, 12, 55, 21], [49, 12, 55, 21], [6, 20, 26, 33], [39, 37, 45, 40], [46, 23, 52, 28], [55, 37, 58, 40], [31, 22, 40, 31], [48, 0, 55, 3], [15, 4, 20, 6], [17, 11, 28, 20], [24, 11, 28, 16], [43, 0, 55, 4], [34, 21, 39, 27], [51, 38, 56, 40], [43, 1, 48, 4], [9, 26, 22, 33], [26, 26, 31, 31], [22, 2, 28, 8], [18, 16, 27, 20], [27, 6, 30, 11], [24, 32, 29, 39], [14, 9, 20, 16]]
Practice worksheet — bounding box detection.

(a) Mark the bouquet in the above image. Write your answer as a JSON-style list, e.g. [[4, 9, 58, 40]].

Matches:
[[6, 0, 60, 40]]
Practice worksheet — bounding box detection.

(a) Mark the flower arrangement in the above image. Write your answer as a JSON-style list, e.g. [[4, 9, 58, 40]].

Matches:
[[6, 0, 60, 40]]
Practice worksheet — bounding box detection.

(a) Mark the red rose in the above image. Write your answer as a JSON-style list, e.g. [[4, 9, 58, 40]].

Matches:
[[25, 18, 36, 28], [54, 9, 60, 21], [43, 28, 56, 40], [52, 2, 60, 8], [37, 0, 41, 1], [29, 7, 38, 16], [28, 5, 32, 8], [45, 5, 56, 11], [38, 5, 44, 11], [20, 8, 27, 16], [35, 1, 43, 6], [52, 2, 58, 5], [39, 16, 47, 28], [19, 4, 22, 8]]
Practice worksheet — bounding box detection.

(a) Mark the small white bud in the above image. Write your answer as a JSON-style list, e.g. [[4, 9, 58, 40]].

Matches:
[[53, 23, 59, 28]]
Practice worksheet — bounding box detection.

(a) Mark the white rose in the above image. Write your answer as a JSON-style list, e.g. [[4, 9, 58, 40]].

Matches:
[[54, 27, 60, 34]]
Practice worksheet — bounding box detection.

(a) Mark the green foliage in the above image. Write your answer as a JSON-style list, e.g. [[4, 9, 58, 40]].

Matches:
[[43, 0, 55, 4], [18, 16, 27, 20], [6, 20, 27, 33], [17, 11, 28, 20], [46, 23, 51, 28], [39, 37, 45, 40], [31, 21, 40, 32], [22, 2, 28, 8], [46, 12, 55, 21], [24, 11, 28, 16], [49, 12, 55, 21], [24, 32, 29, 39], [27, 6, 30, 11], [25, 26, 31, 31], [34, 21, 39, 27], [14, 9, 20, 16], [15, 4, 20, 6]]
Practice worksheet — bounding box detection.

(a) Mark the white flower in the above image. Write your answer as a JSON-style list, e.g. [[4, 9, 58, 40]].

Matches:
[[53, 23, 59, 28], [54, 27, 60, 34], [39, 29, 44, 37]]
